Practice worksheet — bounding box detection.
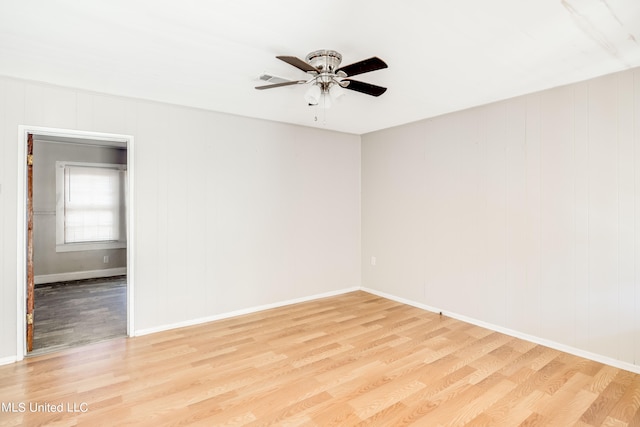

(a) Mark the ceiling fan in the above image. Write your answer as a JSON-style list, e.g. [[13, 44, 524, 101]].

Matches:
[[255, 50, 388, 106]]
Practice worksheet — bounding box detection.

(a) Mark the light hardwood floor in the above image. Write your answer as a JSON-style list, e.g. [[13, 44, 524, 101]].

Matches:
[[1, 291, 640, 426]]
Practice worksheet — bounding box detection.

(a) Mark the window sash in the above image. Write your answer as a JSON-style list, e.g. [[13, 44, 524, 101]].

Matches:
[[56, 161, 126, 249]]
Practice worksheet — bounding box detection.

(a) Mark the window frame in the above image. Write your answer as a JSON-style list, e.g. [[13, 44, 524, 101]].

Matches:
[[55, 160, 127, 253]]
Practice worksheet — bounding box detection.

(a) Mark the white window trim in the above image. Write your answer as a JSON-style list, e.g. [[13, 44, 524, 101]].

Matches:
[[55, 160, 127, 252]]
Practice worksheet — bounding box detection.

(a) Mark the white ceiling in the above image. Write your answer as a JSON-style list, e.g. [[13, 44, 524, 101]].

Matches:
[[1, 0, 639, 134]]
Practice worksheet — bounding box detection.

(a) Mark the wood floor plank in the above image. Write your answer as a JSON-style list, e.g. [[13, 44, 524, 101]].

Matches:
[[608, 376, 640, 424], [32, 276, 127, 355], [2, 291, 640, 426]]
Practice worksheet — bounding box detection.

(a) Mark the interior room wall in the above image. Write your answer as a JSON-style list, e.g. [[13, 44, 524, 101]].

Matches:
[[361, 67, 640, 370], [33, 140, 127, 282], [0, 76, 361, 362]]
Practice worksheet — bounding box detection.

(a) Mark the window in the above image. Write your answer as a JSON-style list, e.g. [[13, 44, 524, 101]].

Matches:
[[56, 161, 127, 252]]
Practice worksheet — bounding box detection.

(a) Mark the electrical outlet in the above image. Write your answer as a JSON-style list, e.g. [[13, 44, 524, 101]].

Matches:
[[371, 256, 376, 266], [103, 255, 109, 263]]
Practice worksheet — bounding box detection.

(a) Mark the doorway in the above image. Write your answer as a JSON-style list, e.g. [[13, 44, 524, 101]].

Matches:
[[17, 126, 135, 359]]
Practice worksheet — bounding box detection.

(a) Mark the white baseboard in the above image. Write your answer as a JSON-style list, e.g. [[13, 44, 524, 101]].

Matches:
[[361, 287, 640, 375], [35, 267, 127, 285], [0, 356, 17, 366], [135, 286, 361, 337]]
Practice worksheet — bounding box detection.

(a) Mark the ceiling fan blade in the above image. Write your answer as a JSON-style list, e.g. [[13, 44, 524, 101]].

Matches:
[[336, 57, 387, 77], [255, 80, 305, 90], [276, 56, 318, 73], [342, 79, 387, 97]]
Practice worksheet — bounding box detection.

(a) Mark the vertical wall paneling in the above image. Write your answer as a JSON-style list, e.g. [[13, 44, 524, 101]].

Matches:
[[453, 108, 484, 318], [145, 103, 172, 329], [0, 79, 6, 351], [522, 93, 542, 338], [184, 111, 209, 320], [361, 132, 384, 295], [424, 116, 459, 311], [76, 92, 139, 135], [215, 116, 259, 307], [539, 85, 575, 346], [617, 70, 636, 364], [573, 82, 590, 350], [504, 98, 527, 332], [166, 107, 192, 324], [1, 80, 25, 358], [362, 67, 640, 370], [587, 74, 620, 359], [24, 84, 77, 129], [155, 105, 173, 323], [634, 68, 640, 365], [75, 92, 93, 130], [481, 102, 508, 326], [214, 116, 268, 310], [204, 115, 218, 317], [132, 102, 160, 330], [473, 107, 491, 322], [442, 113, 468, 315], [91, 94, 137, 135]]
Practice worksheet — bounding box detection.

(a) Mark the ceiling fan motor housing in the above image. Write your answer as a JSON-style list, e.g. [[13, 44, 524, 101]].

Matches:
[[305, 50, 342, 73]]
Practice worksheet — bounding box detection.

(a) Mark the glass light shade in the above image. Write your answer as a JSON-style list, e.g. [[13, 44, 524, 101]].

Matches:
[[304, 84, 321, 105], [329, 84, 345, 101]]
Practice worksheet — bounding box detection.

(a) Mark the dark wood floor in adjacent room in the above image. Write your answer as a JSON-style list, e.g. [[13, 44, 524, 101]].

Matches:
[[31, 276, 127, 354], [2, 290, 640, 426]]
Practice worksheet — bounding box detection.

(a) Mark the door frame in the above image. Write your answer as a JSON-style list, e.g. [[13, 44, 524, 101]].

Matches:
[[16, 125, 135, 360]]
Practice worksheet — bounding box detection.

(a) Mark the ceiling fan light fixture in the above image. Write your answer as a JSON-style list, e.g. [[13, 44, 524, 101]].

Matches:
[[329, 83, 345, 102], [304, 84, 321, 105], [256, 50, 388, 110]]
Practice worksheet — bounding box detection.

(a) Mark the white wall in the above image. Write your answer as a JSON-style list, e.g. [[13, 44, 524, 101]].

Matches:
[[0, 76, 361, 361], [362, 67, 640, 369]]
